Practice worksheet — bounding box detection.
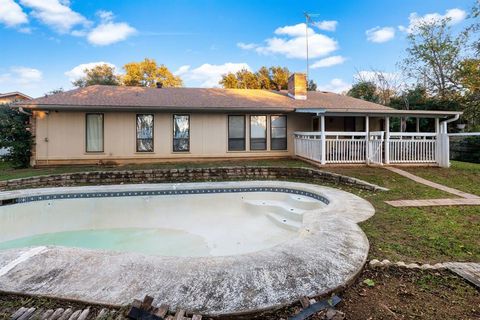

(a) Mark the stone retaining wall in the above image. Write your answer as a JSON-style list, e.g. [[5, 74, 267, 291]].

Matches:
[[0, 166, 387, 192]]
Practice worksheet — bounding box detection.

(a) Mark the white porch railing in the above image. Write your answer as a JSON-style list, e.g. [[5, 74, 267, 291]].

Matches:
[[388, 133, 437, 163], [294, 131, 441, 165], [293, 132, 322, 162], [325, 132, 367, 164]]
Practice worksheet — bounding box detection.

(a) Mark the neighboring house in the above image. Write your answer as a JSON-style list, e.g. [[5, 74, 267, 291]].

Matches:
[[0, 92, 32, 105], [15, 74, 460, 167]]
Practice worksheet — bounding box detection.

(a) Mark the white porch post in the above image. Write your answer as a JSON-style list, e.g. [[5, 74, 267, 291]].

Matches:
[[365, 116, 370, 164], [320, 115, 326, 165], [416, 118, 420, 132], [435, 117, 441, 165], [385, 117, 390, 164]]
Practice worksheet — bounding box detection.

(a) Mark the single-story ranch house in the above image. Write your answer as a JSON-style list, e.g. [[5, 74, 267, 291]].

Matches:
[[16, 74, 461, 167]]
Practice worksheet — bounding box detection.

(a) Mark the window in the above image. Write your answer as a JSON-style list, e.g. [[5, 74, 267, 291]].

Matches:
[[86, 113, 104, 152], [228, 115, 246, 151], [136, 114, 154, 152], [173, 114, 190, 152], [250, 115, 267, 150], [271, 115, 287, 150]]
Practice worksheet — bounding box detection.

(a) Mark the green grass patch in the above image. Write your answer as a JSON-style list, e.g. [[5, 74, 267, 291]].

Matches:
[[326, 165, 480, 263]]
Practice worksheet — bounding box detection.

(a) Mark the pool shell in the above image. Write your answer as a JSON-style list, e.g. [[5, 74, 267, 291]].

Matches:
[[0, 181, 375, 316]]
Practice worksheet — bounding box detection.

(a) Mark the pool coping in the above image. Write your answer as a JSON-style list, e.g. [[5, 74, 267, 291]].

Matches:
[[0, 181, 375, 316]]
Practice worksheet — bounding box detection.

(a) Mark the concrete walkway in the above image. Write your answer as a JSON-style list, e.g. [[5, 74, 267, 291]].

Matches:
[[384, 167, 480, 207]]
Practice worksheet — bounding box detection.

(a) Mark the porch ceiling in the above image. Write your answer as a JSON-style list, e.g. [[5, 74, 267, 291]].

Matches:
[[295, 108, 462, 118]]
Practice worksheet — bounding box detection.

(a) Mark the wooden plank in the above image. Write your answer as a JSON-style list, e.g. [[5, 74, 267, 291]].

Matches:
[[288, 295, 341, 320], [57, 308, 73, 320], [11, 307, 27, 320], [299, 296, 310, 308], [174, 309, 185, 320], [141, 296, 155, 311], [67, 310, 82, 320], [49, 308, 65, 320], [17, 308, 36, 320], [77, 309, 90, 320], [154, 304, 169, 318], [127, 307, 163, 320], [41, 309, 54, 320]]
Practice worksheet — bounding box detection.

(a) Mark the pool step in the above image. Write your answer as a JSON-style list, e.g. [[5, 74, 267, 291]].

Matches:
[[287, 194, 324, 211], [243, 200, 305, 222], [266, 212, 302, 231]]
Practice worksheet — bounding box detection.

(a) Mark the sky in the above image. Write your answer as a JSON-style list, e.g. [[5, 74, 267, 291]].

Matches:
[[0, 0, 475, 98]]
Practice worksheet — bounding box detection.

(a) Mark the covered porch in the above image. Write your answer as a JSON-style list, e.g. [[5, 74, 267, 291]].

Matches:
[[293, 109, 462, 168]]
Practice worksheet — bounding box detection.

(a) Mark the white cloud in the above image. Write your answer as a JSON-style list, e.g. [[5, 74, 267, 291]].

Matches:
[[87, 21, 136, 45], [65, 61, 117, 81], [249, 23, 338, 59], [366, 26, 395, 43], [311, 55, 346, 69], [19, 0, 89, 33], [0, 66, 42, 85], [176, 62, 251, 87], [237, 42, 258, 50], [317, 78, 351, 94], [399, 8, 467, 33], [313, 20, 338, 31], [0, 0, 28, 27]]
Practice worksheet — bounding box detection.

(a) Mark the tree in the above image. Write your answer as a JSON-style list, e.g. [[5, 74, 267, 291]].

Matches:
[[256, 66, 271, 89], [72, 64, 119, 87], [45, 88, 64, 96], [0, 104, 32, 168], [122, 58, 182, 87], [236, 69, 260, 89], [219, 66, 291, 90], [457, 58, 480, 129], [347, 81, 379, 103], [269, 67, 289, 90], [465, 1, 480, 55], [307, 80, 317, 91], [219, 73, 238, 89], [400, 18, 465, 99]]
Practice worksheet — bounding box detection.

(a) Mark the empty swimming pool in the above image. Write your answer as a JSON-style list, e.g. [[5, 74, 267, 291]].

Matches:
[[0, 181, 375, 316], [0, 188, 326, 256]]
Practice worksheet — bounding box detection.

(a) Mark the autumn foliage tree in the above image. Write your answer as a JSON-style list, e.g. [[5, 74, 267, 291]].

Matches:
[[220, 66, 290, 90], [122, 58, 182, 87]]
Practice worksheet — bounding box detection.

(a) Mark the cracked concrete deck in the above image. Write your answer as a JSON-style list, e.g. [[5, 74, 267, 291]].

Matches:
[[0, 181, 375, 316]]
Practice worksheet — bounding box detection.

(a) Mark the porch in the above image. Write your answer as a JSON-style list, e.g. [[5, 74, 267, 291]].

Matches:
[[293, 110, 461, 168]]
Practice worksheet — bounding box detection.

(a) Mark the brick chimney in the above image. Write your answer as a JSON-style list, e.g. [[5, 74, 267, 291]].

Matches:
[[287, 73, 307, 100]]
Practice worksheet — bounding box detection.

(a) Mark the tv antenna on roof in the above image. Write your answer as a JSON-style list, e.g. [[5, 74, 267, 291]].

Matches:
[[304, 12, 320, 82]]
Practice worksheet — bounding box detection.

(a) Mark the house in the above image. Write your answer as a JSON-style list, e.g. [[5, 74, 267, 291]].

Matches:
[[15, 73, 461, 167], [0, 92, 32, 105]]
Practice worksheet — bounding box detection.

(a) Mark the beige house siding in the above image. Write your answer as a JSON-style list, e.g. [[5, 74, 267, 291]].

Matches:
[[34, 111, 311, 165]]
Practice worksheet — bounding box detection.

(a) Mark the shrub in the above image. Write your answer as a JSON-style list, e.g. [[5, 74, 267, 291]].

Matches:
[[0, 105, 32, 168]]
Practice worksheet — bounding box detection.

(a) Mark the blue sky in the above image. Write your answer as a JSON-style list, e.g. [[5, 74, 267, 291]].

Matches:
[[0, 0, 475, 97]]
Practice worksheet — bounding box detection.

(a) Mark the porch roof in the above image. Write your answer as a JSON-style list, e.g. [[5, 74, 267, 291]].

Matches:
[[295, 108, 463, 118]]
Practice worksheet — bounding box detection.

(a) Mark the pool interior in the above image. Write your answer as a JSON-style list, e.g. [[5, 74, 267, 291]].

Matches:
[[0, 189, 327, 257]]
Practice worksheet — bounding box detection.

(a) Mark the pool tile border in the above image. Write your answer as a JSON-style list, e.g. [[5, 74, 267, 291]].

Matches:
[[11, 187, 329, 206]]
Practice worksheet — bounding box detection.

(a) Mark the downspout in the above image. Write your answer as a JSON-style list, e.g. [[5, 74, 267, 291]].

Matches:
[[439, 114, 460, 133]]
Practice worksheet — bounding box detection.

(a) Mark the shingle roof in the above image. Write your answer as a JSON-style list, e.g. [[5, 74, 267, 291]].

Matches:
[[17, 85, 393, 112]]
